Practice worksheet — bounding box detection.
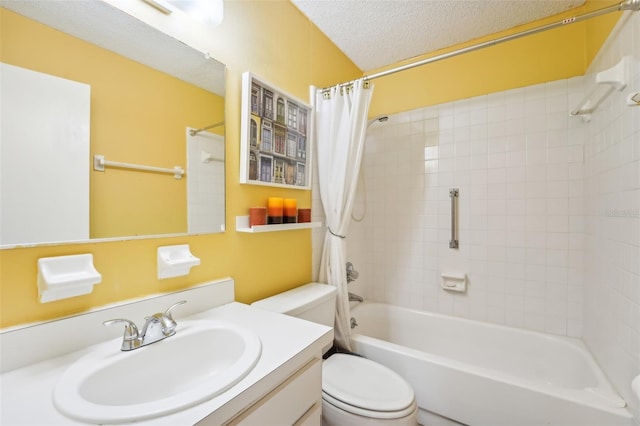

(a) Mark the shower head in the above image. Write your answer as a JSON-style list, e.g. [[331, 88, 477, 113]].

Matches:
[[367, 115, 389, 127]]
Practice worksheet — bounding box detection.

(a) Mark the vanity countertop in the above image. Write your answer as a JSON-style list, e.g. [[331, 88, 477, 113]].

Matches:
[[0, 283, 333, 425]]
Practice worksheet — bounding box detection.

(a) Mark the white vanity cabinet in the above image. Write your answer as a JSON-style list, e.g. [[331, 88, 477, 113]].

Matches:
[[0, 279, 333, 426], [210, 358, 322, 426]]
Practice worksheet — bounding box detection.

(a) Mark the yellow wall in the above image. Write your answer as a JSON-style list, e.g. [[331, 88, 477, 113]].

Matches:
[[0, 0, 621, 328], [368, 0, 621, 117], [585, 1, 624, 64], [0, 2, 361, 328]]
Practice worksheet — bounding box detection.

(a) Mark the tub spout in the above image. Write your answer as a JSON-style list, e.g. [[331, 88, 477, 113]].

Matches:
[[349, 292, 364, 302]]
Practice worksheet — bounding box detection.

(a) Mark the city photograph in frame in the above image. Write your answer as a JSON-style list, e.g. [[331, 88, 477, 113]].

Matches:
[[240, 72, 313, 189]]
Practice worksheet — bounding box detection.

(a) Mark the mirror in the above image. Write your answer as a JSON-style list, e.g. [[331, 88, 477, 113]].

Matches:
[[0, 0, 226, 247]]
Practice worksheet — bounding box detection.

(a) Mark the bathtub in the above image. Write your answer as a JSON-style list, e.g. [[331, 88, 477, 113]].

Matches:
[[349, 302, 633, 426]]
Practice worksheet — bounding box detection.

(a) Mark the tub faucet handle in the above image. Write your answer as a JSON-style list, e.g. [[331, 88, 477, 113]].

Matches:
[[346, 262, 359, 283]]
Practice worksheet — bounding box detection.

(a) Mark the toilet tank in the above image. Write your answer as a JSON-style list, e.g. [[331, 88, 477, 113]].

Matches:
[[251, 282, 337, 327]]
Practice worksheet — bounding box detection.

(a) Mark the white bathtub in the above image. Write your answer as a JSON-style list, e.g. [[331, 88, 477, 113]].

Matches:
[[349, 302, 633, 426]]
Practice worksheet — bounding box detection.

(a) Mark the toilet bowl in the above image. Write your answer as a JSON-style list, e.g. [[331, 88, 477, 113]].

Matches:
[[251, 283, 418, 425], [321, 353, 418, 426]]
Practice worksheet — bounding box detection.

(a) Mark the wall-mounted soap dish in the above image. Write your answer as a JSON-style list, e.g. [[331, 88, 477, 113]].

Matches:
[[37, 254, 102, 303], [441, 272, 466, 292], [157, 244, 200, 279]]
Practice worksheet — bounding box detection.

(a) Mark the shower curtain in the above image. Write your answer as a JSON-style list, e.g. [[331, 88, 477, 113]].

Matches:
[[314, 80, 373, 351]]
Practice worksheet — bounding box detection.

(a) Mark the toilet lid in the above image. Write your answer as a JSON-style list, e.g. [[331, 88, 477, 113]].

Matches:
[[322, 354, 415, 413]]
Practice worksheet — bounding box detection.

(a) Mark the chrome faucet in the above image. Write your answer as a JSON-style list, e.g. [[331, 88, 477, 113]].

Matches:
[[104, 300, 186, 351], [346, 262, 363, 302], [346, 261, 359, 283]]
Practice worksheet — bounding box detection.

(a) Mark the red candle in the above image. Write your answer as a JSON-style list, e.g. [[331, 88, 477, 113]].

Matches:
[[249, 207, 267, 227], [298, 208, 311, 223]]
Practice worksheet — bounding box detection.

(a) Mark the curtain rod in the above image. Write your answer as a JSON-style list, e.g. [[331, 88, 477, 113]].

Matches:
[[340, 0, 640, 86]]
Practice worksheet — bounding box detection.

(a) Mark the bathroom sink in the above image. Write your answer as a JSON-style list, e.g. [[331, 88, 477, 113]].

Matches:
[[53, 320, 262, 424]]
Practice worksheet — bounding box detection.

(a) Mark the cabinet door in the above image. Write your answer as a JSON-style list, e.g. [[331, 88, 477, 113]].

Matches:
[[294, 403, 321, 426], [229, 359, 321, 426]]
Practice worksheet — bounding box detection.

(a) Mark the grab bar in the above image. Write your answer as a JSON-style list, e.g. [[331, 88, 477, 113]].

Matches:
[[449, 188, 459, 249], [93, 155, 184, 179]]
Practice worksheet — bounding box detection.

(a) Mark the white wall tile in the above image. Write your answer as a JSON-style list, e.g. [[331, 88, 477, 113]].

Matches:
[[343, 72, 588, 339]]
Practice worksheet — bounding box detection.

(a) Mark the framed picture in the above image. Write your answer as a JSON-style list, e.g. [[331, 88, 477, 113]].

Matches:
[[240, 72, 313, 189]]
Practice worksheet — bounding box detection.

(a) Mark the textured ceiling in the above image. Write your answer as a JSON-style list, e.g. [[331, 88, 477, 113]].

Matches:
[[292, 0, 586, 71]]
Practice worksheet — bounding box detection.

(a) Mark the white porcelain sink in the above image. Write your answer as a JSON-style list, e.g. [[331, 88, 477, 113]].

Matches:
[[53, 320, 262, 424]]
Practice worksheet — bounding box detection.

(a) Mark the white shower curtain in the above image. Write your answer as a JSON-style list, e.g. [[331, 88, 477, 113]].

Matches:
[[314, 80, 373, 351]]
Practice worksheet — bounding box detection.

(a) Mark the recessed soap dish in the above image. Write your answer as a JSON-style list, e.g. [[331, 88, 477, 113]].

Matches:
[[441, 272, 466, 292], [157, 244, 200, 279], [37, 254, 102, 303]]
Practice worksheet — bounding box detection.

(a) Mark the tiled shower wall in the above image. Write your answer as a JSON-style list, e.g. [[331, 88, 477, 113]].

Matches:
[[346, 77, 588, 337]]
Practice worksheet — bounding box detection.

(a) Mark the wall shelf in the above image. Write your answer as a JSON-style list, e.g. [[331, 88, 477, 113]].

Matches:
[[236, 216, 321, 233]]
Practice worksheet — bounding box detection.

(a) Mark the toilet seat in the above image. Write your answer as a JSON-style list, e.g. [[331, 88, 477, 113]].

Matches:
[[322, 354, 416, 419], [322, 391, 418, 420]]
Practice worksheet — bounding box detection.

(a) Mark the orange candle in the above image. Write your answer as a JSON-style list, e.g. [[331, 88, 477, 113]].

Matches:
[[267, 197, 283, 224], [283, 198, 297, 223]]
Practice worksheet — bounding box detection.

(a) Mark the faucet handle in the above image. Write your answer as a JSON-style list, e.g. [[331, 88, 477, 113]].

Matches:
[[103, 318, 140, 351], [164, 300, 187, 320], [154, 300, 186, 337]]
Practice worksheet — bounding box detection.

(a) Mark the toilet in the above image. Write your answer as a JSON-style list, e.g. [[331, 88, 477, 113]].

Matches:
[[252, 283, 418, 426]]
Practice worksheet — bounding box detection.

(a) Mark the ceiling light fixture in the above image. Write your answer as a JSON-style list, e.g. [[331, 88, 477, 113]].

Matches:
[[143, 0, 223, 27]]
